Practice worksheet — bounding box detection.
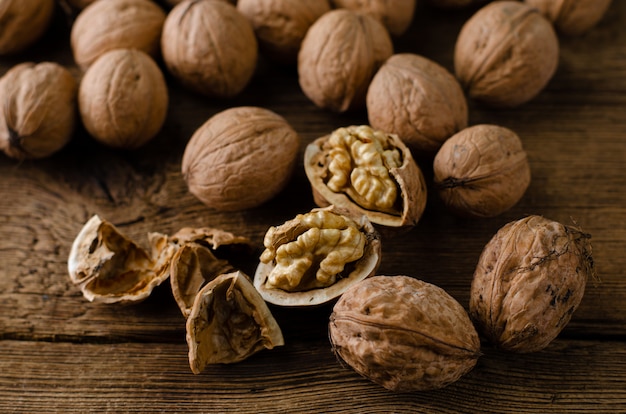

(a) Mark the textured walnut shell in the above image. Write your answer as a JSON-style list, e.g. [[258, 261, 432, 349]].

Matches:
[[78, 48, 169, 149], [470, 215, 594, 352], [186, 271, 284, 372], [329, 0, 416, 37], [367, 53, 468, 154], [161, 0, 258, 98], [298, 9, 393, 113], [454, 1, 559, 108], [182, 106, 300, 211], [525, 0, 612, 36], [70, 0, 166, 70], [433, 124, 531, 218], [329, 275, 481, 392], [0, 0, 55, 55], [304, 125, 427, 229], [0, 62, 77, 160]]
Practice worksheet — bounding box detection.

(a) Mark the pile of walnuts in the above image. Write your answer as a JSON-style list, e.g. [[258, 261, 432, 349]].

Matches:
[[0, 0, 607, 393]]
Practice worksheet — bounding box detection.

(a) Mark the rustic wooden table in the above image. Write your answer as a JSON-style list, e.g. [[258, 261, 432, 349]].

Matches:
[[1, 1, 625, 413]]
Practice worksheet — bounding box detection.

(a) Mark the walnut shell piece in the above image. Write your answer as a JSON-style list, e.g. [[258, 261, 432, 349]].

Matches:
[[366, 53, 468, 154], [524, 0, 613, 36], [161, 0, 258, 98], [186, 271, 284, 372], [454, 1, 559, 108], [181, 106, 300, 211], [304, 125, 427, 229], [0, 0, 55, 55], [70, 0, 166, 70], [329, 275, 481, 392], [469, 215, 594, 352], [78, 48, 169, 149], [298, 9, 393, 113], [254, 206, 381, 307], [433, 124, 531, 218], [329, 0, 416, 37], [0, 62, 77, 160]]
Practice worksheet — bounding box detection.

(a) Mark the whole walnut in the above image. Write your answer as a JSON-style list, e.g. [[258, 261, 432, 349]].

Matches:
[[329, 0, 416, 37], [433, 124, 531, 218], [0, 62, 77, 160], [181, 106, 300, 211], [366, 53, 468, 154], [329, 275, 481, 392], [525, 0, 613, 36], [237, 0, 331, 65], [0, 0, 55, 55], [470, 215, 594, 352], [78, 49, 169, 149], [454, 1, 559, 108], [298, 9, 393, 113], [161, 0, 258, 98], [70, 0, 166, 70]]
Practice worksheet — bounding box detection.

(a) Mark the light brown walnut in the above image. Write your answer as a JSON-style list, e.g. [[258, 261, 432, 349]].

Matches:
[[525, 0, 613, 35], [0, 0, 55, 55], [329, 0, 416, 37]]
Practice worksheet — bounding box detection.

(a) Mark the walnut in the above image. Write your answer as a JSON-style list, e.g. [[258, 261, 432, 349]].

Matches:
[[161, 0, 258, 98], [78, 48, 169, 149], [433, 124, 531, 218], [237, 0, 330, 65], [298, 9, 393, 113], [181, 106, 300, 211], [0, 0, 55, 55], [70, 0, 166, 70], [470, 215, 595, 352], [454, 1, 559, 108], [329, 275, 481, 392], [525, 0, 613, 36], [304, 125, 427, 229], [329, 0, 416, 37], [254, 206, 381, 307], [0, 62, 77, 160], [366, 53, 468, 154]]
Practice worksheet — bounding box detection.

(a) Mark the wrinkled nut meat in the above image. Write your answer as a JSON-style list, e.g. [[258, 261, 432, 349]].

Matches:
[[367, 53, 468, 154], [186, 271, 284, 373], [71, 0, 166, 70], [470, 215, 595, 352], [0, 0, 55, 55], [304, 125, 427, 229], [298, 9, 393, 113], [329, 275, 481, 392], [329, 0, 416, 37], [0, 62, 77, 160], [525, 0, 613, 36], [454, 1, 559, 108], [433, 124, 531, 218], [254, 206, 381, 306]]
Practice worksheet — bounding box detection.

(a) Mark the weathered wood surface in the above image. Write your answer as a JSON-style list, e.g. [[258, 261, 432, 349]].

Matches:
[[1, 1, 626, 412]]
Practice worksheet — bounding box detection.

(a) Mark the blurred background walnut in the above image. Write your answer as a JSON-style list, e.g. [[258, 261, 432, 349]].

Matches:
[[525, 0, 613, 36], [329, 0, 416, 37], [0, 0, 55, 55]]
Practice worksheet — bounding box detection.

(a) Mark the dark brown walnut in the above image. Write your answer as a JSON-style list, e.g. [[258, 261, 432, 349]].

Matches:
[[298, 9, 393, 113], [433, 124, 531, 218], [254, 206, 381, 307], [425, 0, 491, 9], [161, 0, 258, 98], [304, 125, 427, 229], [237, 0, 330, 65], [525, 0, 613, 36], [470, 215, 595, 352], [186, 271, 284, 373], [78, 48, 169, 149], [0, 0, 55, 55], [454, 1, 559, 108], [329, 275, 481, 392], [0, 62, 77, 160], [367, 53, 468, 154], [329, 0, 416, 37], [182, 106, 300, 211], [70, 0, 166, 70]]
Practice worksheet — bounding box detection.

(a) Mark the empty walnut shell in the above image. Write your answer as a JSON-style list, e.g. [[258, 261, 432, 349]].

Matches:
[[304, 125, 427, 229], [329, 275, 481, 392], [254, 205, 381, 307], [433, 124, 531, 218], [329, 0, 416, 37], [470, 215, 594, 352], [186, 270, 284, 372], [454, 1, 559, 108], [525, 0, 613, 36], [0, 0, 55, 55]]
